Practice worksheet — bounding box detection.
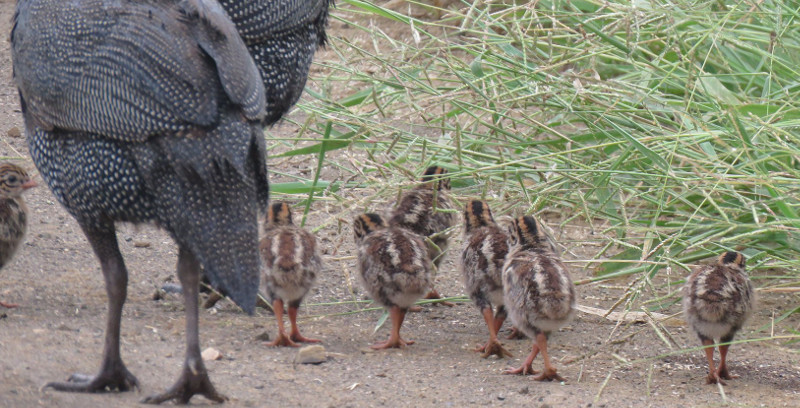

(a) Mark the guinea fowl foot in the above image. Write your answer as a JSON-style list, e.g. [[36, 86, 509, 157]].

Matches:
[[717, 365, 738, 381], [141, 358, 226, 404], [506, 326, 527, 340], [533, 367, 565, 382], [705, 372, 727, 385], [474, 339, 513, 359], [44, 364, 140, 393], [504, 364, 538, 376], [370, 337, 415, 350], [0, 301, 19, 308], [266, 332, 301, 347], [290, 333, 321, 344]]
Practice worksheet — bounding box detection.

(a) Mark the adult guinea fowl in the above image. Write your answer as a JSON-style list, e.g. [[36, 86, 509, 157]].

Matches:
[[11, 0, 329, 403]]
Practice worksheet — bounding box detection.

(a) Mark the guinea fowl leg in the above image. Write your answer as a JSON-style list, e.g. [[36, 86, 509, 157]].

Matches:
[[142, 249, 226, 404], [505, 341, 539, 375], [532, 333, 565, 382], [266, 300, 299, 347], [44, 224, 139, 393], [288, 301, 320, 344], [474, 308, 512, 358], [0, 300, 18, 308], [371, 307, 414, 349], [700, 337, 723, 385], [717, 335, 738, 382]]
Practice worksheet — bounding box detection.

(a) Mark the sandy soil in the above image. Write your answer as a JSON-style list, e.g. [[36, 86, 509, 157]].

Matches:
[[1, 0, 799, 406]]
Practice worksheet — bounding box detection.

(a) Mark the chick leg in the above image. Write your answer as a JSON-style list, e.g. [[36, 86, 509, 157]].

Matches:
[[0, 300, 18, 308], [700, 337, 723, 385], [505, 341, 539, 375], [371, 307, 414, 349], [474, 307, 512, 358], [141, 248, 226, 404], [266, 300, 299, 347], [288, 301, 320, 344], [44, 224, 139, 393], [533, 333, 565, 382], [717, 335, 738, 381]]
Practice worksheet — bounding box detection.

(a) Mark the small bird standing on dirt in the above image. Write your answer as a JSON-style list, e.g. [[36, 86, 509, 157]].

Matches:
[[460, 200, 512, 358], [354, 213, 433, 349], [389, 166, 456, 306], [683, 251, 754, 385], [260, 202, 322, 347], [0, 163, 37, 308], [503, 215, 576, 381]]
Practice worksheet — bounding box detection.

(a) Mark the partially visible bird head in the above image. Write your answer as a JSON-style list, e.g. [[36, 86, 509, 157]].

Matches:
[[267, 201, 293, 227], [718, 251, 746, 268], [420, 165, 450, 191], [0, 163, 36, 198], [510, 215, 542, 247], [464, 200, 496, 232], [353, 213, 387, 242]]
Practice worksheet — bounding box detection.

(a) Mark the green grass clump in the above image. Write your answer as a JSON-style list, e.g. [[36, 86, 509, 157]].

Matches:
[[279, 0, 800, 318]]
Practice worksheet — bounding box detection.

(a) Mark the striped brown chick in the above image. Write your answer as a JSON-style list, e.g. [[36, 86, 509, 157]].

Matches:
[[503, 215, 576, 381], [389, 165, 456, 306], [354, 213, 433, 349], [0, 163, 37, 308], [260, 202, 322, 347], [460, 200, 512, 358], [683, 251, 754, 385]]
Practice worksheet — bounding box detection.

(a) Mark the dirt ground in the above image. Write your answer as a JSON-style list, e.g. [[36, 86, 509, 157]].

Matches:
[[1, 0, 799, 407]]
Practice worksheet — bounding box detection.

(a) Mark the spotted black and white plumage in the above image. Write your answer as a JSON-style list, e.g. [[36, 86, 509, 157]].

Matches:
[[354, 213, 432, 349], [218, 0, 332, 125], [260, 202, 322, 346], [390, 166, 456, 268], [460, 200, 511, 357], [503, 215, 576, 380], [0, 163, 36, 308], [10, 0, 328, 402], [683, 251, 754, 384]]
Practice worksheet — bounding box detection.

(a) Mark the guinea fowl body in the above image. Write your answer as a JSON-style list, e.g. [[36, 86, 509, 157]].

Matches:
[[683, 251, 754, 385], [260, 202, 322, 346], [389, 166, 456, 304], [0, 163, 37, 308], [460, 200, 511, 358], [354, 213, 433, 349], [11, 0, 329, 403], [503, 215, 575, 381]]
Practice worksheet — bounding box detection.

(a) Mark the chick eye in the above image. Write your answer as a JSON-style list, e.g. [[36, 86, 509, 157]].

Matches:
[[6, 176, 17, 184]]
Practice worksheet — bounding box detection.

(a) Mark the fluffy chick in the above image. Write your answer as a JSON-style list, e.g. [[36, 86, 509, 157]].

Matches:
[[0, 163, 37, 308], [260, 202, 322, 347], [683, 251, 754, 385], [503, 215, 576, 381], [460, 200, 512, 358], [390, 165, 456, 305], [354, 213, 433, 349]]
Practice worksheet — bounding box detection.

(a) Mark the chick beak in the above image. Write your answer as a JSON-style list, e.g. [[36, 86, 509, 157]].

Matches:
[[21, 180, 37, 190]]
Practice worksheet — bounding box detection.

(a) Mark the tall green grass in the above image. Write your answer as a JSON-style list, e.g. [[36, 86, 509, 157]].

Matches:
[[282, 0, 800, 316]]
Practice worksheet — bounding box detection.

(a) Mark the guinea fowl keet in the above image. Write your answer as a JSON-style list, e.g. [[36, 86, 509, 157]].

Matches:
[[389, 166, 456, 306], [460, 200, 512, 358], [11, 0, 329, 403], [683, 251, 754, 385], [0, 163, 37, 308], [354, 213, 433, 349], [260, 202, 322, 347], [503, 215, 576, 381]]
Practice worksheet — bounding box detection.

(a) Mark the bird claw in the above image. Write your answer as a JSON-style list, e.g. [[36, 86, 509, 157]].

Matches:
[[266, 332, 300, 347], [474, 339, 513, 359], [370, 337, 414, 350], [290, 333, 321, 344], [43, 366, 140, 393], [141, 359, 227, 404], [533, 368, 565, 382], [505, 327, 527, 340], [706, 373, 728, 386], [504, 365, 538, 376]]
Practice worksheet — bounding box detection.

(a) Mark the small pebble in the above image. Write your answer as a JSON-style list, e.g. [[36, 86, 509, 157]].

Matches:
[[297, 345, 327, 365]]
